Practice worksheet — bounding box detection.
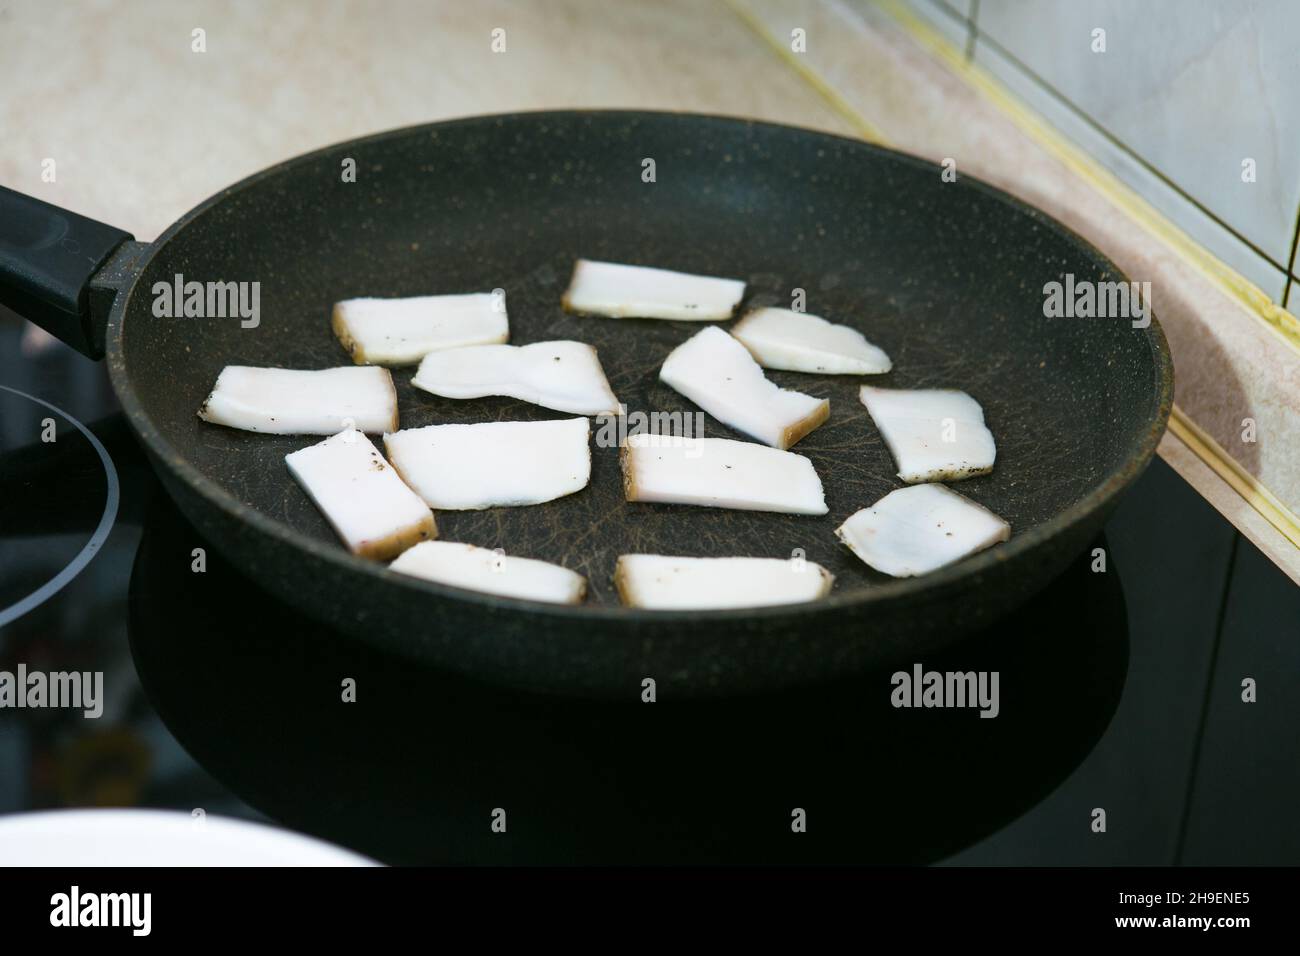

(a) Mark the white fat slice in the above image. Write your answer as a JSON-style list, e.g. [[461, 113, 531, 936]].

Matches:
[[621, 433, 826, 515], [562, 259, 745, 321], [198, 365, 398, 435], [390, 541, 586, 605], [332, 293, 508, 366], [412, 341, 619, 415], [659, 326, 828, 449], [859, 385, 996, 483], [836, 483, 1010, 577], [614, 554, 833, 610], [285, 429, 436, 560], [384, 417, 590, 510], [731, 307, 891, 375]]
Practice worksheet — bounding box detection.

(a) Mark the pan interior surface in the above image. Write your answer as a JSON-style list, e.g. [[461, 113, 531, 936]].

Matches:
[[115, 112, 1167, 613]]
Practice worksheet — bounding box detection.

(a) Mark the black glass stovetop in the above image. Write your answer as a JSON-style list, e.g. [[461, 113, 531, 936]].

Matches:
[[2, 312, 1297, 866]]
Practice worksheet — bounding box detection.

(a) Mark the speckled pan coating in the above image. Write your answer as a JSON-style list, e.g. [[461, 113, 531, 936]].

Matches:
[[103, 111, 1173, 697]]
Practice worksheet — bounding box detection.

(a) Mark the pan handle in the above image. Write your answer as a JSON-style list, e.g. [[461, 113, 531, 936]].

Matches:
[[0, 185, 135, 358]]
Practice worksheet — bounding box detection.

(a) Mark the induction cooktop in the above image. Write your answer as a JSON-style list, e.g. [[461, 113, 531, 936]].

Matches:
[[1, 312, 1296, 866]]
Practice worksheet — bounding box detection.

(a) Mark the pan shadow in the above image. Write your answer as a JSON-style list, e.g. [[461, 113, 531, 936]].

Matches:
[[128, 491, 1128, 865]]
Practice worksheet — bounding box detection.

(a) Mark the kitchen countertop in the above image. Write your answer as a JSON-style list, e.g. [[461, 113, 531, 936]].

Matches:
[[4, 0, 1296, 582], [0, 0, 851, 241]]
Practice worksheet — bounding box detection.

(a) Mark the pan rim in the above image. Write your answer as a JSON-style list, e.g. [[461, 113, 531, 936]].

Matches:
[[105, 108, 1174, 623]]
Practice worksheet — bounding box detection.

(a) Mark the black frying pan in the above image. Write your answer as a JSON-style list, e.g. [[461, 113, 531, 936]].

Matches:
[[0, 111, 1172, 697]]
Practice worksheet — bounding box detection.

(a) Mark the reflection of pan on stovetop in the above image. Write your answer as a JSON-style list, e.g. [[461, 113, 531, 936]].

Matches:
[[129, 490, 1129, 864], [0, 111, 1171, 697]]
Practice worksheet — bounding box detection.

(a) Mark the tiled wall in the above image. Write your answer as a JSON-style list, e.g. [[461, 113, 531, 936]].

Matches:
[[912, 0, 1300, 309]]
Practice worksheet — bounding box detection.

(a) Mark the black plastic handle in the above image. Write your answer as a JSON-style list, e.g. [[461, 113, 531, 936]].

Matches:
[[0, 186, 134, 358]]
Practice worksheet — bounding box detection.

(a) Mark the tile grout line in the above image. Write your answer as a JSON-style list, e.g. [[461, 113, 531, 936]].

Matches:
[[1283, 201, 1300, 308], [917, 0, 977, 61], [965, 0, 979, 62], [1173, 531, 1239, 866]]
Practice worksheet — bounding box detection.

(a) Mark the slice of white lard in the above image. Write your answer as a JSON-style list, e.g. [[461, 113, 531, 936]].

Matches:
[[390, 541, 586, 605], [731, 307, 891, 375], [285, 428, 436, 560], [198, 366, 398, 435], [615, 554, 833, 610], [621, 433, 826, 515], [859, 385, 996, 483], [332, 292, 508, 366], [562, 259, 745, 321], [384, 417, 591, 510], [659, 325, 828, 449], [836, 483, 1010, 577], [412, 341, 619, 415]]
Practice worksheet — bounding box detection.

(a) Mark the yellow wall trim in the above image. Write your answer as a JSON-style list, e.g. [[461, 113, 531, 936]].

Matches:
[[1168, 407, 1300, 548], [721, 0, 890, 145]]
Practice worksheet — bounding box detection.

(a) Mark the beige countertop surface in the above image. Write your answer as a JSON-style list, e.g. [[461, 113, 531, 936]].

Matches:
[[0, 0, 851, 240]]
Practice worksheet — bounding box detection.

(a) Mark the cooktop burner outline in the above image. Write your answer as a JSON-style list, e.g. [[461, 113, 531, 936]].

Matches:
[[0, 384, 119, 627]]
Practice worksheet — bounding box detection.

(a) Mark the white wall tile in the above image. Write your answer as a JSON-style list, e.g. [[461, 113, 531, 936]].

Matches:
[[973, 30, 1289, 301], [977, 0, 1300, 277]]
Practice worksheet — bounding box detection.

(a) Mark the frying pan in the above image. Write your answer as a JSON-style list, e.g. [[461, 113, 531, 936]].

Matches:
[[0, 111, 1172, 697]]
